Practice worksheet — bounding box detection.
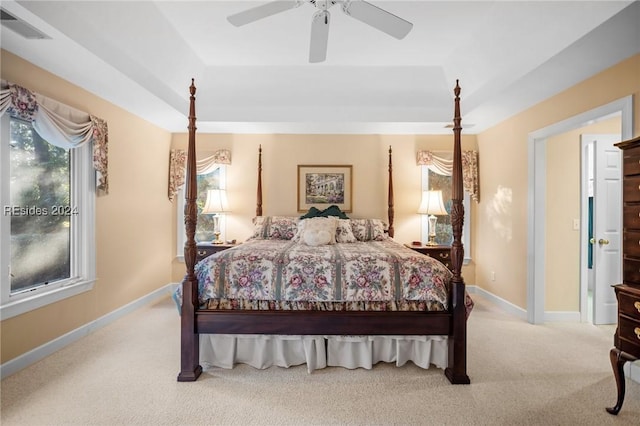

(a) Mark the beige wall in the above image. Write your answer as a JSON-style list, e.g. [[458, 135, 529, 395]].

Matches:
[[545, 117, 621, 311], [476, 54, 640, 310], [7, 51, 635, 365], [170, 133, 478, 284], [1, 51, 174, 363]]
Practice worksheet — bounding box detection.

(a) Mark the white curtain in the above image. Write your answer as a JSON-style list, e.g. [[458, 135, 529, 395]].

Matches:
[[417, 150, 480, 202], [168, 149, 231, 201], [33, 94, 94, 149], [1, 80, 109, 194]]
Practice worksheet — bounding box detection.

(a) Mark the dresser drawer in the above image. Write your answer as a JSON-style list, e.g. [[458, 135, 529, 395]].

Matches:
[[618, 316, 640, 357], [624, 231, 640, 258], [195, 243, 237, 262], [618, 289, 640, 321], [624, 149, 640, 176], [405, 244, 451, 270], [623, 258, 640, 285], [623, 205, 640, 229], [623, 176, 640, 202]]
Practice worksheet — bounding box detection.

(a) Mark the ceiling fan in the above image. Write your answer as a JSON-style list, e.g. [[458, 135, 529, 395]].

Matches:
[[227, 0, 413, 63]]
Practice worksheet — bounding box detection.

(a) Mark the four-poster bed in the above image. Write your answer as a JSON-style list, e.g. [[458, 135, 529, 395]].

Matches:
[[177, 79, 470, 384]]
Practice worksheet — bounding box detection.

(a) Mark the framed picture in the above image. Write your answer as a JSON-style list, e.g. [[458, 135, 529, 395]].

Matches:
[[297, 165, 352, 212]]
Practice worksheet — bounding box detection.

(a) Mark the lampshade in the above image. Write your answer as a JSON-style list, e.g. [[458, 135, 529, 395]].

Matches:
[[418, 190, 448, 216], [201, 189, 229, 214]]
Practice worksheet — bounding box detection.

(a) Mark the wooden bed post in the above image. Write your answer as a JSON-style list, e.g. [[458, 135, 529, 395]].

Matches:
[[387, 146, 395, 238], [177, 79, 203, 382], [256, 145, 263, 217], [444, 80, 470, 384]]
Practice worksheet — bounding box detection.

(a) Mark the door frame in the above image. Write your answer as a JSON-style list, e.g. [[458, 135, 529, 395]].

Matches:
[[526, 96, 633, 324], [580, 134, 622, 324]]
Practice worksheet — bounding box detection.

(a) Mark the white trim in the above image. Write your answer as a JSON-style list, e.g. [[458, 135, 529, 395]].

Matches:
[[0, 279, 94, 321], [527, 95, 633, 324], [625, 361, 640, 383], [0, 284, 175, 379], [467, 285, 528, 321]]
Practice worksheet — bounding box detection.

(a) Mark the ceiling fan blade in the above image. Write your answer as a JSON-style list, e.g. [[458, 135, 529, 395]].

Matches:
[[309, 10, 330, 63], [227, 1, 302, 27], [342, 0, 413, 39]]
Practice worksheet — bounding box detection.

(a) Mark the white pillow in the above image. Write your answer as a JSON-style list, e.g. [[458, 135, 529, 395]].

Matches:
[[303, 229, 333, 246], [297, 217, 338, 245]]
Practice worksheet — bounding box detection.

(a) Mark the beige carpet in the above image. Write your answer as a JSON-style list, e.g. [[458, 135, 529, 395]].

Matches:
[[1, 294, 639, 425]]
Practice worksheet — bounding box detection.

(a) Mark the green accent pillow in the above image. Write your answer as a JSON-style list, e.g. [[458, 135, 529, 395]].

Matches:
[[300, 205, 349, 220], [300, 207, 322, 219], [319, 205, 349, 219]]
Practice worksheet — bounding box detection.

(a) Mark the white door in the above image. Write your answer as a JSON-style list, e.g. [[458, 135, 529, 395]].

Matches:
[[585, 134, 622, 325]]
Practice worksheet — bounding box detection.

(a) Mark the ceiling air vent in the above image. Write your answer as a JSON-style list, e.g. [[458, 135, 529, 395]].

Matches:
[[1, 8, 50, 39]]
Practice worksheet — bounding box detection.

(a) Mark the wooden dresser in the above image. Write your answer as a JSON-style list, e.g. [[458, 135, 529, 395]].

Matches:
[[608, 136, 640, 415]]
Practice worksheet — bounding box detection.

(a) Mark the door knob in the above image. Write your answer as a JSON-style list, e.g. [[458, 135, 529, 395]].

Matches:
[[598, 238, 609, 245]]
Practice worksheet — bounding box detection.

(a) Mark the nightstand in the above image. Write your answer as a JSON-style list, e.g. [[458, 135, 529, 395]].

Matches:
[[196, 242, 237, 262], [405, 244, 452, 270]]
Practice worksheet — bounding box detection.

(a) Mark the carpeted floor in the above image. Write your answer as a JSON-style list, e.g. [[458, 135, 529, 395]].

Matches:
[[1, 293, 638, 425]]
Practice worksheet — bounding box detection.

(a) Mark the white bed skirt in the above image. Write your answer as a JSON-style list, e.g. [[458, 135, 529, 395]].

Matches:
[[200, 335, 448, 373]]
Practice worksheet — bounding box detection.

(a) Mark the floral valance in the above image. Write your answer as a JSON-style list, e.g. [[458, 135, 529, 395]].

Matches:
[[1, 80, 109, 195], [168, 149, 231, 201], [417, 150, 479, 202]]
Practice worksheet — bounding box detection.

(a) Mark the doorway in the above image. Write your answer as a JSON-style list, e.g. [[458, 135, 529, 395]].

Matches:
[[527, 96, 633, 324], [580, 133, 622, 324]]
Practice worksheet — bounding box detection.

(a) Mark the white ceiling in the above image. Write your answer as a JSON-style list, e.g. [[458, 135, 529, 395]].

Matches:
[[1, 0, 638, 134]]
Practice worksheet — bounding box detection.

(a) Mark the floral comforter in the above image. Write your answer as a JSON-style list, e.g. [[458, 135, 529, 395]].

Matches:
[[175, 238, 461, 313]]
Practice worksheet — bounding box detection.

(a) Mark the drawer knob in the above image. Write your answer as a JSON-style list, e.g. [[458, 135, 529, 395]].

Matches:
[[635, 301, 640, 313], [439, 253, 447, 258], [198, 250, 207, 256], [635, 327, 640, 340]]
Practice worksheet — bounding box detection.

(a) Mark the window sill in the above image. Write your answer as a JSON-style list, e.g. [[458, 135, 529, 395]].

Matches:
[[0, 279, 95, 321]]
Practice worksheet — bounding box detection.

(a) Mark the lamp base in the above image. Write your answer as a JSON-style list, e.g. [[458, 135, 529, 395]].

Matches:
[[426, 235, 438, 246], [211, 231, 223, 245]]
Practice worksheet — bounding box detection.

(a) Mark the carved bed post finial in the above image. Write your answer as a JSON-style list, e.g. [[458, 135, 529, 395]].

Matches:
[[184, 79, 198, 282], [256, 145, 263, 217], [388, 146, 395, 238], [444, 79, 470, 385], [450, 79, 464, 282], [178, 78, 202, 382]]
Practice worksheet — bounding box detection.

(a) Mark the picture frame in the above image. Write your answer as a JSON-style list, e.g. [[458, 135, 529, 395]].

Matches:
[[297, 165, 352, 213]]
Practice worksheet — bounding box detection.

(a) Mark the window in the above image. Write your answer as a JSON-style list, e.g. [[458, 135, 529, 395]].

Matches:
[[1, 115, 96, 320], [422, 166, 471, 261], [177, 166, 226, 255]]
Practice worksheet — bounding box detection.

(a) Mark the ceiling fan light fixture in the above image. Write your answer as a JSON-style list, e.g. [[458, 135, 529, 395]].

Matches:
[[227, 0, 413, 63]]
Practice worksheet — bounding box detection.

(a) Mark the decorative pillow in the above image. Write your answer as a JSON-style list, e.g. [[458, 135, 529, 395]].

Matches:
[[300, 205, 349, 220], [296, 217, 338, 245], [300, 206, 322, 219], [319, 205, 349, 219], [249, 216, 299, 240], [350, 218, 387, 241], [303, 229, 333, 246], [335, 218, 357, 243]]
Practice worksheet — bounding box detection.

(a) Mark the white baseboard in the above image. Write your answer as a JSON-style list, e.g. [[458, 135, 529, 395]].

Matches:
[[466, 285, 528, 321], [467, 285, 580, 322], [0, 283, 175, 380], [625, 360, 640, 383]]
